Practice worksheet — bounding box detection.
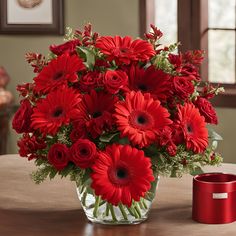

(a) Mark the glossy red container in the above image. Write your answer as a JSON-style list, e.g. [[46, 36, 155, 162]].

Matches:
[[192, 173, 236, 224]]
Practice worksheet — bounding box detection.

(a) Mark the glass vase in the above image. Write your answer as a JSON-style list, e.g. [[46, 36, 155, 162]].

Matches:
[[76, 176, 159, 225]]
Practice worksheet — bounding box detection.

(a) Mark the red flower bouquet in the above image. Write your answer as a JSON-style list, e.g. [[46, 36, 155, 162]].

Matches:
[[13, 24, 223, 224]]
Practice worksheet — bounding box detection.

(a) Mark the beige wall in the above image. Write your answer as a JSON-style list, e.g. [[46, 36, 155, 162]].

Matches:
[[1, 0, 235, 163]]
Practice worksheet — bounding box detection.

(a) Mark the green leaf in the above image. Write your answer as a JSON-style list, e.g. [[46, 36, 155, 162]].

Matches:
[[35, 158, 47, 166], [144, 144, 159, 158], [59, 162, 75, 178], [190, 166, 204, 176], [77, 46, 95, 69], [49, 168, 58, 180], [117, 137, 129, 145], [99, 132, 120, 143], [81, 169, 92, 185]]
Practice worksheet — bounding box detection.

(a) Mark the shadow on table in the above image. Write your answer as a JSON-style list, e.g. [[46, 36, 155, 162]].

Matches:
[[0, 205, 195, 236]]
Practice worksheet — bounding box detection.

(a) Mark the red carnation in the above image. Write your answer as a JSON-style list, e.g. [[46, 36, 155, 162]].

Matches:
[[103, 70, 128, 94], [31, 87, 81, 135], [91, 144, 154, 207], [173, 76, 194, 100], [48, 143, 69, 170], [70, 139, 97, 168], [114, 91, 172, 148], [17, 133, 46, 160], [176, 103, 208, 153], [34, 53, 85, 94], [128, 64, 172, 101], [194, 97, 218, 124], [12, 99, 33, 134], [76, 90, 118, 138], [49, 39, 81, 56], [96, 36, 155, 65]]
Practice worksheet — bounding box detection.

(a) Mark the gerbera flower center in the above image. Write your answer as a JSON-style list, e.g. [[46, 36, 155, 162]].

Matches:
[[138, 84, 148, 91], [108, 164, 130, 186], [186, 124, 193, 133], [129, 110, 154, 130], [53, 108, 63, 117], [116, 168, 128, 179], [53, 71, 64, 80], [137, 116, 146, 124], [92, 111, 102, 118]]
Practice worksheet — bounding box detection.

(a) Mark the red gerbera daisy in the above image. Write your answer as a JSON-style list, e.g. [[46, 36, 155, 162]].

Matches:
[[91, 144, 154, 207], [95, 36, 155, 65], [176, 103, 208, 153], [76, 90, 118, 138], [31, 87, 81, 135], [114, 91, 172, 148], [127, 64, 172, 101], [34, 53, 85, 94]]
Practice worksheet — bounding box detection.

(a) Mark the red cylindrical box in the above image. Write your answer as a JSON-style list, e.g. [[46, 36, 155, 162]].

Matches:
[[192, 173, 236, 224]]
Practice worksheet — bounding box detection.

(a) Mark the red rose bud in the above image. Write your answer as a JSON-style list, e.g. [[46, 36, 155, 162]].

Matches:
[[70, 139, 97, 169], [103, 70, 128, 94], [167, 142, 177, 156], [194, 97, 218, 125], [49, 39, 81, 56], [48, 143, 69, 170], [173, 76, 195, 100], [12, 99, 33, 134]]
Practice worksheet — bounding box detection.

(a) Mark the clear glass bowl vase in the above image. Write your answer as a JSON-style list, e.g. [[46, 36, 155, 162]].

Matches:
[[76, 176, 159, 225]]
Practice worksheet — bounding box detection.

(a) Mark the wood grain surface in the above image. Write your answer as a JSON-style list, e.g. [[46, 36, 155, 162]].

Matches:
[[1, 155, 236, 236]]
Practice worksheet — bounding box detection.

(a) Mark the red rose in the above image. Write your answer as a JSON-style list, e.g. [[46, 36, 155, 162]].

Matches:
[[180, 64, 200, 81], [103, 70, 128, 94], [70, 139, 97, 168], [194, 97, 218, 124], [48, 143, 69, 170], [173, 76, 194, 100], [12, 99, 33, 134], [79, 71, 101, 92], [49, 39, 81, 56]]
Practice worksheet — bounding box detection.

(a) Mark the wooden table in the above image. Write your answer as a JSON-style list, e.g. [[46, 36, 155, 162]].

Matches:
[[1, 155, 236, 236]]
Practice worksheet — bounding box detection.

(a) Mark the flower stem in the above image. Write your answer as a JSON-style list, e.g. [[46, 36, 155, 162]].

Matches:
[[82, 191, 87, 207], [87, 200, 106, 209], [109, 204, 117, 222], [134, 203, 142, 218], [138, 201, 144, 209], [105, 203, 110, 217], [93, 195, 101, 218], [127, 206, 139, 219], [80, 185, 85, 194], [118, 204, 128, 220], [142, 198, 148, 209]]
